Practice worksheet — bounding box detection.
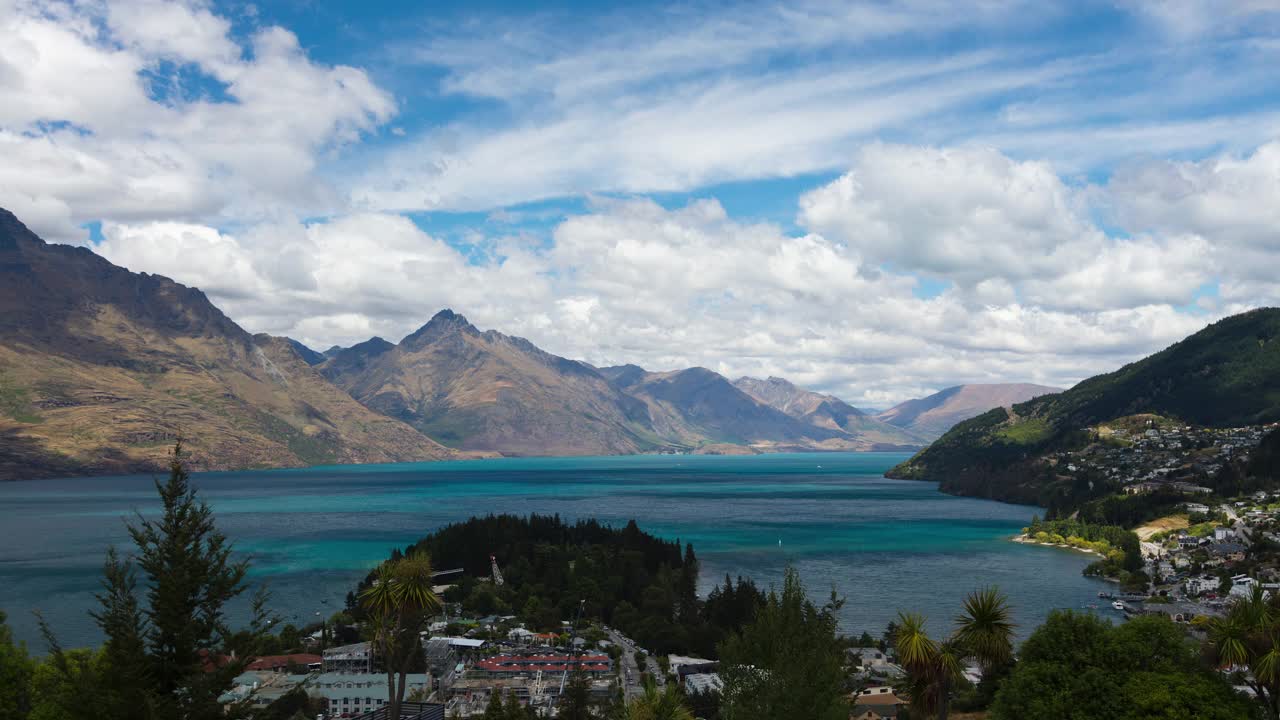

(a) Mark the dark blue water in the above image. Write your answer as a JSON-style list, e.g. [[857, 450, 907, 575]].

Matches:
[[0, 452, 1111, 649]]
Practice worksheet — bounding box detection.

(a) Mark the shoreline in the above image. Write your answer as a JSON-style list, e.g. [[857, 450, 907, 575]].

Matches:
[[1010, 533, 1105, 558]]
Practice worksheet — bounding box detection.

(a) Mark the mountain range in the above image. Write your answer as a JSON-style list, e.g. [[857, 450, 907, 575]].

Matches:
[[0, 208, 456, 480], [888, 308, 1280, 504], [872, 383, 1060, 440], [0, 207, 1054, 479]]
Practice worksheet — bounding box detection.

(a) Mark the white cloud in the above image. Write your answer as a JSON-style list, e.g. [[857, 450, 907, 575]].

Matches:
[[0, 0, 395, 241], [93, 183, 1222, 407], [1105, 141, 1280, 305]]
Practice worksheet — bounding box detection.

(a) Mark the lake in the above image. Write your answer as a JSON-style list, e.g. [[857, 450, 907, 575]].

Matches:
[[0, 452, 1113, 649]]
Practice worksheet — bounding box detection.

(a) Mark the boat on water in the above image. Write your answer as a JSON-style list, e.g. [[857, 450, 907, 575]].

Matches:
[[1112, 601, 1125, 611], [1098, 591, 1114, 599]]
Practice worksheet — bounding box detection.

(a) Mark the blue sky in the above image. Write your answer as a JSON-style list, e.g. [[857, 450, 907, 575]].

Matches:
[[2, 0, 1279, 405]]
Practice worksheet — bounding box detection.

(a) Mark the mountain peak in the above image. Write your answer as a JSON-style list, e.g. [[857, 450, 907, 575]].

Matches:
[[0, 206, 39, 250], [401, 308, 480, 347]]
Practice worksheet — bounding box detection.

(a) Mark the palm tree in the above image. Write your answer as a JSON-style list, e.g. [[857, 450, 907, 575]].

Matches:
[[893, 587, 1014, 720], [625, 676, 694, 720], [361, 552, 442, 719], [1205, 585, 1280, 719]]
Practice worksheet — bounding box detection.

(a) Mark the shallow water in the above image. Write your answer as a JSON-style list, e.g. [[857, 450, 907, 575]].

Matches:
[[0, 452, 1113, 649]]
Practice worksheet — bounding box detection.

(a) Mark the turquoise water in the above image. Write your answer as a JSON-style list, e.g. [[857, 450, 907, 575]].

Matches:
[[0, 453, 1112, 649]]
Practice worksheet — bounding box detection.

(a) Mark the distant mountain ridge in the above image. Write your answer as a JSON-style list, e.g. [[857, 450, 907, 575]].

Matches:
[[874, 383, 1061, 440], [318, 313, 927, 456], [0, 204, 1055, 479], [0, 208, 455, 481], [887, 309, 1280, 504], [732, 376, 925, 447]]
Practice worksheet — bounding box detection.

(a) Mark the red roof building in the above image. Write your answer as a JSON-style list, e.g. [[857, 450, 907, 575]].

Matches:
[[246, 653, 324, 672], [474, 653, 611, 677]]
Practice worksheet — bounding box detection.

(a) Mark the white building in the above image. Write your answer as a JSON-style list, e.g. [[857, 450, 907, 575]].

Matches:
[[1215, 527, 1236, 542], [1185, 575, 1220, 596], [684, 673, 724, 695], [1231, 575, 1256, 599], [302, 672, 429, 717], [323, 641, 374, 673]]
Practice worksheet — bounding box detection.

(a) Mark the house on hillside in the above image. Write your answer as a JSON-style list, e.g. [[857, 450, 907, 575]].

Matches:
[[851, 686, 904, 720]]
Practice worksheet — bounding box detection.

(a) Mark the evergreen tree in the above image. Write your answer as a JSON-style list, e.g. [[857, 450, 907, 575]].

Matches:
[[0, 610, 33, 720], [503, 689, 528, 720], [559, 667, 596, 720], [719, 567, 847, 720], [38, 442, 268, 720], [483, 690, 506, 720]]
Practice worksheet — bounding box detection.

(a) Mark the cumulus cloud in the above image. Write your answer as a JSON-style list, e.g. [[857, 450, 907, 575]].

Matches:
[[96, 186, 1217, 407], [0, 0, 395, 241], [5, 0, 1278, 408], [796, 144, 1218, 312]]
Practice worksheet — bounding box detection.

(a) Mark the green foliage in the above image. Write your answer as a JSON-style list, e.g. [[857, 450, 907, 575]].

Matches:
[[719, 567, 847, 720], [1205, 586, 1280, 719], [28, 648, 102, 720], [361, 552, 442, 719], [0, 610, 34, 720], [558, 668, 597, 720], [993, 418, 1052, 444], [37, 441, 269, 720], [1026, 518, 1142, 575], [624, 675, 694, 720], [990, 611, 1254, 720], [893, 588, 1015, 718], [357, 515, 762, 657], [890, 308, 1280, 503]]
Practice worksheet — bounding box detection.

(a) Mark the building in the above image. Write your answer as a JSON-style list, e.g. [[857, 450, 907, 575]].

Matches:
[[220, 671, 430, 718], [507, 627, 535, 642], [1185, 575, 1221, 596], [302, 671, 430, 717], [849, 647, 894, 670], [473, 652, 612, 678], [1214, 527, 1236, 542], [324, 642, 375, 673], [245, 653, 322, 673], [422, 637, 459, 690], [852, 686, 904, 720], [667, 655, 718, 678], [1177, 534, 1205, 549], [683, 673, 723, 695], [351, 701, 446, 720]]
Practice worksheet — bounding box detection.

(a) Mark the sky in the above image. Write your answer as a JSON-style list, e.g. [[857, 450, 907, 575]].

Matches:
[[2, 0, 1280, 408]]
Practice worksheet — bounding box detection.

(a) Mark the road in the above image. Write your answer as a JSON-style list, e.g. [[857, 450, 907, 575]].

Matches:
[[1221, 503, 1252, 542], [605, 627, 645, 700]]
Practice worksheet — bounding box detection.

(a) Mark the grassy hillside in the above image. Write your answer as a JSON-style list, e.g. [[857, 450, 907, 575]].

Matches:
[[888, 309, 1280, 503]]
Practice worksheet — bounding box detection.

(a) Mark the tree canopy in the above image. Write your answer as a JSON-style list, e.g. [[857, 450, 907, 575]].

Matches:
[[990, 611, 1255, 720]]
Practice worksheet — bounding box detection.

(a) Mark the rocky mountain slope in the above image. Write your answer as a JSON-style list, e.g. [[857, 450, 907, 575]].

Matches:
[[874, 383, 1061, 440], [0, 208, 455, 480], [887, 309, 1280, 503], [321, 318, 929, 457], [732, 376, 925, 447], [319, 311, 661, 456]]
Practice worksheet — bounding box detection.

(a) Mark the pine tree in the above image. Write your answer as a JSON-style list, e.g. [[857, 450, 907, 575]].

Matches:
[[128, 442, 259, 719], [719, 567, 848, 720], [39, 442, 268, 720], [559, 667, 596, 720], [0, 610, 33, 719], [483, 690, 506, 719]]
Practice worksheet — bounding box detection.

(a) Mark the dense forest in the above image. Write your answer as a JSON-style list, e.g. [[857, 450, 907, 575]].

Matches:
[[350, 514, 764, 657]]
